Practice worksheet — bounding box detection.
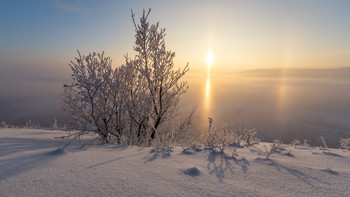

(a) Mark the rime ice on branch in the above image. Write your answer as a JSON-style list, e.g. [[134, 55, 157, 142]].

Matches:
[[62, 9, 192, 145]]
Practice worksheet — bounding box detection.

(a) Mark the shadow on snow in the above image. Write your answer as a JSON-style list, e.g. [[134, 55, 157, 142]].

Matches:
[[206, 150, 250, 182], [0, 137, 66, 181]]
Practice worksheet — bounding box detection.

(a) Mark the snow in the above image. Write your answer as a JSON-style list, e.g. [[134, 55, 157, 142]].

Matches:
[[1, 128, 350, 196]]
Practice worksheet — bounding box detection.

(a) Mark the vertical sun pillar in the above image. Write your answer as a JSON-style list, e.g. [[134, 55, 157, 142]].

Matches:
[[204, 51, 213, 120]]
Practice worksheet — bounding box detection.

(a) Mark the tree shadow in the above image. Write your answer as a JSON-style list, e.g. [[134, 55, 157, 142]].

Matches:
[[248, 147, 266, 156], [255, 157, 328, 187], [0, 137, 64, 157], [80, 143, 129, 152], [323, 151, 344, 158], [0, 136, 66, 181], [206, 150, 250, 182], [323, 168, 339, 176], [143, 147, 173, 163], [88, 152, 143, 168], [181, 147, 203, 155], [181, 148, 195, 155]]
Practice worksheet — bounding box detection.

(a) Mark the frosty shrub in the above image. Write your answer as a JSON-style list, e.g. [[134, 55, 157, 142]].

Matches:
[[165, 107, 198, 149], [302, 139, 310, 147], [290, 139, 301, 147], [213, 127, 241, 152], [0, 121, 7, 128], [62, 9, 192, 145], [265, 139, 284, 159], [320, 136, 328, 150], [25, 120, 40, 129], [340, 138, 350, 151], [204, 118, 241, 152], [241, 128, 260, 147], [52, 118, 58, 130]]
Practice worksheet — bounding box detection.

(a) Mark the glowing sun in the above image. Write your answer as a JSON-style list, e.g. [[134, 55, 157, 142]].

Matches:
[[206, 51, 213, 66]]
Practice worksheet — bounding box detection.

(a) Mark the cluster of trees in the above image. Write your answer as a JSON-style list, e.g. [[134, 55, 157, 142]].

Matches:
[[62, 9, 193, 145]]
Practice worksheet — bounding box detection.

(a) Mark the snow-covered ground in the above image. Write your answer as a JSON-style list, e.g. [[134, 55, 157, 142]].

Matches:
[[1, 128, 350, 196]]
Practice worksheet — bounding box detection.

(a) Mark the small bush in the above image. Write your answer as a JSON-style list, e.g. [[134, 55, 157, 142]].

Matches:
[[25, 120, 40, 129], [0, 121, 8, 128], [340, 138, 350, 151], [265, 139, 284, 159], [204, 118, 241, 152], [52, 118, 59, 130], [208, 127, 241, 152], [241, 129, 260, 147], [290, 139, 301, 147], [302, 139, 310, 147], [320, 136, 328, 150]]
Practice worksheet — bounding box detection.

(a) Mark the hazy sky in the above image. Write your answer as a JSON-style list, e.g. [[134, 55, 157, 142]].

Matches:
[[1, 0, 350, 126], [1, 0, 350, 72]]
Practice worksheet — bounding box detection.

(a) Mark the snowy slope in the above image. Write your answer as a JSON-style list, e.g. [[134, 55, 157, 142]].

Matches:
[[1, 128, 350, 196]]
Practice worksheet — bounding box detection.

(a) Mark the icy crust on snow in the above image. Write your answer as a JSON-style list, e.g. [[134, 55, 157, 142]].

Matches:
[[1, 128, 350, 197]]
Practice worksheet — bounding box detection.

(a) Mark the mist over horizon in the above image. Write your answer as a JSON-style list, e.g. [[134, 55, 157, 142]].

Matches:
[[1, 65, 350, 147], [185, 67, 350, 147]]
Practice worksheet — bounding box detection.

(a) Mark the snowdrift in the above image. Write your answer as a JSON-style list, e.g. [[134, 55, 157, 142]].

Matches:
[[1, 128, 350, 196]]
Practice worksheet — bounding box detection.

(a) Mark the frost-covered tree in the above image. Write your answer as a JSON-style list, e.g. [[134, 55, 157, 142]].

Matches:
[[114, 58, 150, 144], [62, 51, 115, 142], [62, 9, 192, 145], [131, 9, 189, 140]]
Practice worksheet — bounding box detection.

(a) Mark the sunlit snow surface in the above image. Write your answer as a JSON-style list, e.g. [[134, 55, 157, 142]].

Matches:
[[1, 128, 350, 196]]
